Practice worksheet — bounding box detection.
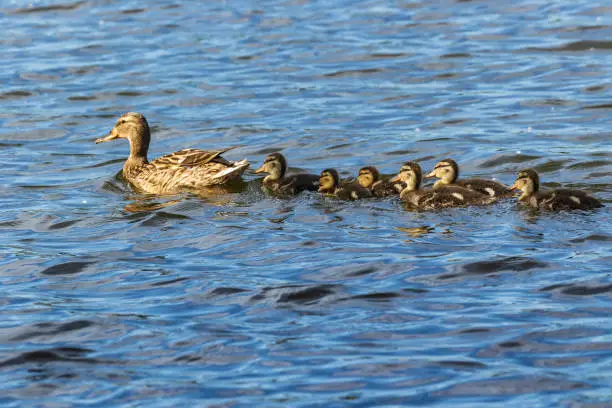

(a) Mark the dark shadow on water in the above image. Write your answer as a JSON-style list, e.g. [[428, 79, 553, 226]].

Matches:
[[438, 256, 549, 281], [250, 284, 339, 306], [10, 1, 86, 14], [0, 348, 97, 368], [11, 320, 95, 341], [40, 262, 94, 276], [540, 282, 612, 296]]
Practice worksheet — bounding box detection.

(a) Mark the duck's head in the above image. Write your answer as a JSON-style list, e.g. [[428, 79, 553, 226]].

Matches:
[[357, 166, 380, 189], [391, 161, 422, 192], [254, 152, 287, 181], [510, 169, 539, 199], [319, 168, 339, 193], [96, 112, 150, 158], [424, 158, 458, 186]]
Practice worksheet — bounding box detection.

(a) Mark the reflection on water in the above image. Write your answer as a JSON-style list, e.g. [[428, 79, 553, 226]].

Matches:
[[1, 0, 611, 406]]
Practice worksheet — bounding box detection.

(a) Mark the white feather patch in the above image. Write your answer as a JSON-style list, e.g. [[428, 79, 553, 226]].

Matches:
[[351, 191, 359, 200], [569, 196, 581, 204], [484, 187, 495, 196], [451, 193, 464, 201]]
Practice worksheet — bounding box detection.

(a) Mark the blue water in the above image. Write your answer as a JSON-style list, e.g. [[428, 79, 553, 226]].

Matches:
[[1, 0, 611, 406]]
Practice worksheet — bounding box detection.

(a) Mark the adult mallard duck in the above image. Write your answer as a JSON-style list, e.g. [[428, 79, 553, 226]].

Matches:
[[319, 168, 373, 200], [95, 112, 249, 194], [254, 152, 319, 194], [510, 169, 603, 210], [392, 162, 496, 209], [425, 158, 511, 197], [357, 166, 405, 197]]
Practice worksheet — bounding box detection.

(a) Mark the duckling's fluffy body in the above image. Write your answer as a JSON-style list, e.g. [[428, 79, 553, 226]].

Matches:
[[96, 113, 248, 194], [357, 166, 405, 197], [393, 162, 496, 209], [320, 168, 373, 200], [255, 153, 319, 195], [426, 158, 511, 197], [511, 169, 603, 211]]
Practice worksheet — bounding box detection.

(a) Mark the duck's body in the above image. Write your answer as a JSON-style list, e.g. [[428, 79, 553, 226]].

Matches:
[[426, 158, 511, 197], [511, 169, 603, 211], [96, 113, 248, 194], [319, 168, 373, 200], [254, 153, 319, 195], [393, 162, 496, 210], [357, 166, 405, 197]]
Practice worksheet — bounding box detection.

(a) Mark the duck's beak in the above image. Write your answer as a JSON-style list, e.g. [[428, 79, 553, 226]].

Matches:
[[509, 181, 519, 192], [95, 130, 119, 144], [390, 174, 401, 182], [424, 170, 436, 179], [253, 164, 266, 174]]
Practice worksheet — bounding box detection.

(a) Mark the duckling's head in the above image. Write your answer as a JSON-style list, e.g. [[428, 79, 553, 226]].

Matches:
[[319, 168, 339, 193], [357, 166, 380, 188], [254, 152, 287, 181], [424, 158, 458, 186], [391, 162, 422, 191], [510, 169, 539, 199], [96, 112, 150, 158]]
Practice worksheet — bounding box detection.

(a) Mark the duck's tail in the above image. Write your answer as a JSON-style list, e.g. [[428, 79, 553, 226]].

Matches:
[[212, 159, 250, 184]]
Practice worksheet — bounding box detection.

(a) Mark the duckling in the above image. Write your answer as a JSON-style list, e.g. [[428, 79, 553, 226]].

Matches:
[[510, 169, 603, 210], [95, 112, 249, 194], [357, 166, 405, 197], [254, 152, 319, 194], [391, 162, 496, 209], [319, 168, 373, 200], [425, 158, 511, 197]]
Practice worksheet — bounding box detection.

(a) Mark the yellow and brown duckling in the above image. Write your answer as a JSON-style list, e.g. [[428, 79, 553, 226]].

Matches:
[[357, 166, 405, 197], [510, 169, 603, 210], [254, 152, 319, 194], [425, 158, 511, 197], [95, 113, 249, 194], [392, 162, 496, 209], [319, 168, 373, 200]]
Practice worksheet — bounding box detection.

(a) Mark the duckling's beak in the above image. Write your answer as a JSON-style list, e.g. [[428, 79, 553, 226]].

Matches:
[[95, 130, 119, 144], [253, 164, 266, 174], [424, 170, 436, 179], [509, 181, 519, 192], [390, 174, 401, 182]]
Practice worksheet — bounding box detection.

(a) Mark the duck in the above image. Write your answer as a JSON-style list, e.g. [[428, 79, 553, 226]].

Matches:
[[95, 112, 249, 194], [510, 169, 603, 210], [425, 158, 511, 197], [319, 168, 373, 200], [357, 166, 405, 197], [254, 152, 319, 194], [391, 162, 496, 209]]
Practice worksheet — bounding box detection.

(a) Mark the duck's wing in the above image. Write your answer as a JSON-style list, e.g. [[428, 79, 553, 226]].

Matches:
[[457, 178, 510, 197], [152, 146, 239, 168], [537, 190, 603, 210], [337, 183, 373, 200], [280, 174, 320, 193], [372, 179, 403, 197]]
